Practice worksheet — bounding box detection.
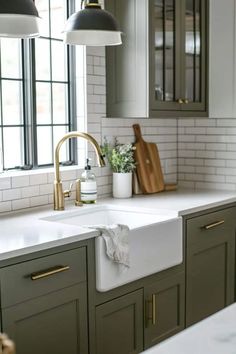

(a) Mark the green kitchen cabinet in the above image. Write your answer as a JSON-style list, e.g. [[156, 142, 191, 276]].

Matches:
[[144, 272, 185, 348], [106, 0, 208, 118], [95, 289, 144, 354], [185, 206, 236, 327], [0, 247, 88, 354], [93, 269, 185, 354]]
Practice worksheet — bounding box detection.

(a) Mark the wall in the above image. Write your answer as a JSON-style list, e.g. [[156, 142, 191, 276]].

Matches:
[[0, 46, 178, 213]]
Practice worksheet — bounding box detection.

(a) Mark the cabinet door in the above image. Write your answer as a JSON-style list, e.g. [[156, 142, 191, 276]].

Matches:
[[144, 272, 185, 349], [149, 0, 207, 116], [2, 284, 88, 354], [95, 289, 143, 354], [186, 208, 236, 326]]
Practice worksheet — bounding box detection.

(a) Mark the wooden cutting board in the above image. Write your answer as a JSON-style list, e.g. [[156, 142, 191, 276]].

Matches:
[[133, 124, 165, 194]]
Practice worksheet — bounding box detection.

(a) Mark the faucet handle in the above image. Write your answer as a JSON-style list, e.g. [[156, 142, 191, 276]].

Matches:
[[64, 182, 73, 198]]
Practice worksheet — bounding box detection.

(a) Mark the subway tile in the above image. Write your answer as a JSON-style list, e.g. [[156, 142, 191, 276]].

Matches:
[[0, 201, 12, 213], [12, 175, 30, 188], [12, 198, 30, 211], [0, 177, 11, 190], [3, 188, 21, 201], [30, 195, 49, 208], [29, 173, 48, 186], [21, 186, 40, 198]]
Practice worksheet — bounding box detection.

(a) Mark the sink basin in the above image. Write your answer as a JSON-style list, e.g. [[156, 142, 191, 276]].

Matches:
[[42, 205, 183, 292]]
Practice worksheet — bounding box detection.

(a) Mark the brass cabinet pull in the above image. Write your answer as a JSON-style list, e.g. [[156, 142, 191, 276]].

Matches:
[[184, 99, 189, 104], [145, 294, 157, 327], [31, 265, 70, 281], [152, 294, 156, 325], [203, 220, 225, 230], [177, 98, 184, 104]]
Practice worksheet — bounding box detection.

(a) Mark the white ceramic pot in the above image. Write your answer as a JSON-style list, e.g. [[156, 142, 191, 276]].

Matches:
[[112, 172, 132, 198]]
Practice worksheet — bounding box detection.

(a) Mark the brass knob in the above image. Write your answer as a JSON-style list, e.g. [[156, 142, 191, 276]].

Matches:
[[177, 98, 184, 104], [184, 99, 189, 104]]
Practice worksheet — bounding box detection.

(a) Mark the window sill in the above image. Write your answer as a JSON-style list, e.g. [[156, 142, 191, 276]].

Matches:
[[0, 164, 84, 179]]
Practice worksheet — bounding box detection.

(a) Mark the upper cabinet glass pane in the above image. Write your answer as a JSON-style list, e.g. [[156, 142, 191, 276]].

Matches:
[[185, 0, 201, 102], [154, 0, 175, 102]]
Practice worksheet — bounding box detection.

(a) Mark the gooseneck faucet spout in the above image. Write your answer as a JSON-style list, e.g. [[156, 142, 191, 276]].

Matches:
[[54, 131, 105, 210]]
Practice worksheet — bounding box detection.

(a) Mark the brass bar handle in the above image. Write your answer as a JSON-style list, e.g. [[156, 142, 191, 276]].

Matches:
[[31, 265, 70, 281], [152, 294, 156, 325], [177, 98, 184, 104], [203, 220, 225, 230]]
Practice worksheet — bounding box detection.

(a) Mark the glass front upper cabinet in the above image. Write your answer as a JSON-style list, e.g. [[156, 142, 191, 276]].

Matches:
[[150, 0, 207, 116]]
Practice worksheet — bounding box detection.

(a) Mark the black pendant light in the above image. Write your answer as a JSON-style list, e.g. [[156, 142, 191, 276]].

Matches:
[[0, 0, 40, 38], [64, 0, 122, 46]]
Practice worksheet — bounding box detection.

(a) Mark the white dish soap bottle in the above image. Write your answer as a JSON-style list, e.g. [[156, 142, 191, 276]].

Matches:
[[80, 158, 97, 204]]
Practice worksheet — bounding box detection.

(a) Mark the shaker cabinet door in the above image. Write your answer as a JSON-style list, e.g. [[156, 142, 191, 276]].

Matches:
[[186, 207, 236, 326], [144, 272, 185, 349], [2, 284, 88, 354], [95, 289, 144, 354]]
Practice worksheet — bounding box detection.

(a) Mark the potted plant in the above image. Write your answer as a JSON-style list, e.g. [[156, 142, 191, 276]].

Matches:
[[101, 139, 136, 198]]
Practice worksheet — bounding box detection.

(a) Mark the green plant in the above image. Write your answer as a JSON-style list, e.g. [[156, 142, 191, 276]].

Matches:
[[101, 138, 136, 173]]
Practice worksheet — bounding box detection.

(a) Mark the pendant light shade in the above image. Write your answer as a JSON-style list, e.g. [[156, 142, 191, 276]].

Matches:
[[0, 0, 40, 38], [64, 0, 122, 46]]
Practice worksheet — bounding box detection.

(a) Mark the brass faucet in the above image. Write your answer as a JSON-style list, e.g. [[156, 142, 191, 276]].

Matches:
[[54, 131, 105, 211]]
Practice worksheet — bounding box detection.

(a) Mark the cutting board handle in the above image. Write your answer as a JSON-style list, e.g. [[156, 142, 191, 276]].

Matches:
[[133, 124, 143, 142]]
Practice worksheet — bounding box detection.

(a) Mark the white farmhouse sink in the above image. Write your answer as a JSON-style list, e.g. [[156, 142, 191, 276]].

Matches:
[[42, 205, 183, 292]]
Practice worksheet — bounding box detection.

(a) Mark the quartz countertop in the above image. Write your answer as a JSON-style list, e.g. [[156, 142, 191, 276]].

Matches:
[[142, 303, 236, 354], [0, 188, 236, 262]]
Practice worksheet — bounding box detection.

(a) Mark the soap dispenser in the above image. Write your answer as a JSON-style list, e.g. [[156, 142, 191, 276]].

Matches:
[[80, 158, 97, 203]]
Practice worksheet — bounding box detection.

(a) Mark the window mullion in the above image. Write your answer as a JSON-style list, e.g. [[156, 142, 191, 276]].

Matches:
[[23, 38, 38, 168]]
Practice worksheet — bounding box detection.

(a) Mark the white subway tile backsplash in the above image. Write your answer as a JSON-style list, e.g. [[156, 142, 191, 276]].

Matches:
[[178, 118, 236, 191]]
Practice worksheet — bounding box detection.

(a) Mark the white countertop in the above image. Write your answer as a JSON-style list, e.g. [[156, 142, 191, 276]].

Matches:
[[0, 188, 236, 262], [142, 304, 236, 354]]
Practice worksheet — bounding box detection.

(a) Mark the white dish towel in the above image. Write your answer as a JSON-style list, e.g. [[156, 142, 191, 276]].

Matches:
[[90, 224, 130, 268]]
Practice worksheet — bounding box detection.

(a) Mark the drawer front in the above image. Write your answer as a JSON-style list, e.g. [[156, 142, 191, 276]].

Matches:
[[187, 207, 236, 246], [0, 247, 86, 308]]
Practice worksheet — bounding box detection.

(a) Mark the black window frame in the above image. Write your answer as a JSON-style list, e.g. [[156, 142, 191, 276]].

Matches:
[[0, 0, 78, 171]]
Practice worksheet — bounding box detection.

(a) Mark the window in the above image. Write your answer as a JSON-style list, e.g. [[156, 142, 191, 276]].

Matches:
[[0, 0, 83, 171]]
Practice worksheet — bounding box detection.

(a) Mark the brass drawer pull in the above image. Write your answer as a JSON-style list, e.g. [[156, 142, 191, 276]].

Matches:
[[203, 220, 225, 230], [31, 265, 70, 281]]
